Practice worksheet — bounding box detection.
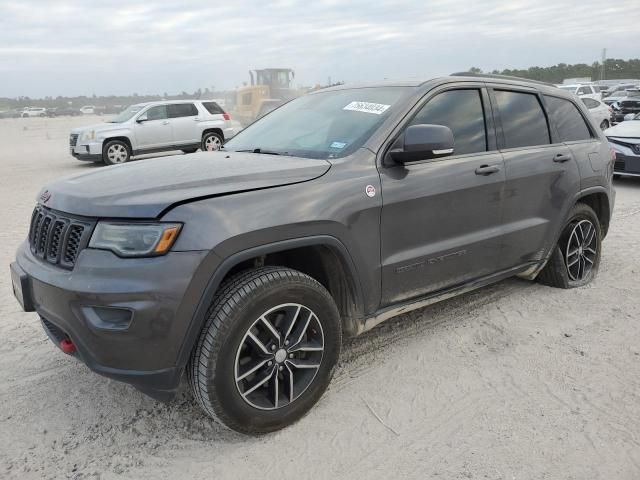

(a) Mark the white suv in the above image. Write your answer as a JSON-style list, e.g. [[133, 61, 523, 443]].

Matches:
[[558, 84, 602, 100], [69, 100, 242, 165], [21, 107, 47, 118]]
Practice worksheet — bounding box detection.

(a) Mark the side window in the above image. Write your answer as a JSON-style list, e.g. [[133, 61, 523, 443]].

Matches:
[[410, 89, 487, 155], [167, 103, 198, 118], [544, 96, 593, 142], [581, 98, 598, 109], [578, 86, 591, 95], [142, 105, 167, 121], [202, 102, 225, 114], [494, 90, 550, 149]]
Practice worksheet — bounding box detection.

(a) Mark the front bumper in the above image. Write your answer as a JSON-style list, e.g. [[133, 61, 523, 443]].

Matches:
[[13, 241, 208, 400], [71, 140, 103, 161], [614, 153, 640, 176]]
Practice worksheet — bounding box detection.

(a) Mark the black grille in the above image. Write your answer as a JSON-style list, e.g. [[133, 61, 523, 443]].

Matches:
[[69, 133, 79, 147], [615, 160, 625, 172], [28, 205, 94, 269]]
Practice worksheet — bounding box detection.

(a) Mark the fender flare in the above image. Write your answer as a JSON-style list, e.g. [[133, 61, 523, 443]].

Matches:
[[175, 235, 365, 368]]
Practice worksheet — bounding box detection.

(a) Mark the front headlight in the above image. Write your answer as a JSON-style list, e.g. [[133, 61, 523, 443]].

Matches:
[[81, 130, 96, 142], [89, 222, 182, 257]]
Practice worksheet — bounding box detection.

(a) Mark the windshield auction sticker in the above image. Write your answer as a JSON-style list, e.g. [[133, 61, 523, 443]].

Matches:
[[343, 101, 390, 115]]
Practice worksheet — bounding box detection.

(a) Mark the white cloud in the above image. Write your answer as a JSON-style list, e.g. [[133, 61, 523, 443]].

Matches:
[[0, 0, 638, 97]]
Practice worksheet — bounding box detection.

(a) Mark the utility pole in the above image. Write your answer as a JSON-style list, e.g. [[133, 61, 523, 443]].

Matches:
[[600, 48, 606, 81]]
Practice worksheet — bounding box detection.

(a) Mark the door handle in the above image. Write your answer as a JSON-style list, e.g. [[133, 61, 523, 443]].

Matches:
[[475, 164, 500, 175], [161, 120, 170, 125], [193, 117, 200, 121], [553, 153, 571, 163]]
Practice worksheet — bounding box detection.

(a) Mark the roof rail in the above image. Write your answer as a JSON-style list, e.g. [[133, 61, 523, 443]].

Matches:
[[449, 72, 557, 88]]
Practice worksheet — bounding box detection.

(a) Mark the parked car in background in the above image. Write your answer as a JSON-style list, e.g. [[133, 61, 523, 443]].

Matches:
[[558, 83, 602, 100], [80, 105, 96, 115], [21, 107, 47, 118], [56, 106, 82, 116], [69, 100, 241, 164], [581, 97, 613, 130], [46, 108, 57, 117], [606, 113, 640, 177], [13, 74, 614, 433], [601, 83, 638, 99], [606, 89, 640, 124]]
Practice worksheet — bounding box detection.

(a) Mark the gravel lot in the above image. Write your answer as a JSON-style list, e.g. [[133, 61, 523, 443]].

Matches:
[[1, 116, 639, 480]]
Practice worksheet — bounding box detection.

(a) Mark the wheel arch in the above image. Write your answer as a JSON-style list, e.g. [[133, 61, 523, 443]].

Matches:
[[202, 128, 225, 142], [176, 235, 365, 368], [574, 188, 611, 238], [103, 136, 133, 153]]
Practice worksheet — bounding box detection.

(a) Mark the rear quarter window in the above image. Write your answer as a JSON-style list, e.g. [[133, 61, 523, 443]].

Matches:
[[544, 96, 593, 142], [494, 90, 550, 149], [203, 102, 225, 115]]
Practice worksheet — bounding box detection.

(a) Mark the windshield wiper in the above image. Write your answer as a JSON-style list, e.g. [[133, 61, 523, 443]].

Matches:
[[234, 148, 287, 156]]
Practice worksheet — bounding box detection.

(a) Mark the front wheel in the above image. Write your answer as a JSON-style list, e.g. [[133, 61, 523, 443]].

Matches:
[[188, 267, 342, 434], [102, 140, 131, 165], [202, 132, 223, 151], [537, 203, 601, 288]]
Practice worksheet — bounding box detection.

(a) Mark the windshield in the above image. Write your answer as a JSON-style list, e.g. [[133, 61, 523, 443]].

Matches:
[[624, 90, 640, 97], [224, 87, 411, 159], [109, 105, 143, 123]]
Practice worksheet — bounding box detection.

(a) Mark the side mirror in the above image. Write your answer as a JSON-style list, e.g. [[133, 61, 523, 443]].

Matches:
[[136, 114, 148, 123], [389, 124, 454, 164]]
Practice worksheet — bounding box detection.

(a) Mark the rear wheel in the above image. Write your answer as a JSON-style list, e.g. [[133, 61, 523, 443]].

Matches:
[[202, 132, 223, 151], [537, 203, 601, 289], [188, 267, 341, 434], [600, 119, 610, 130], [102, 140, 131, 165]]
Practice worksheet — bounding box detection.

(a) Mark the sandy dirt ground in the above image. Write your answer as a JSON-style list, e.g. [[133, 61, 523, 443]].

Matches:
[[0, 116, 639, 480]]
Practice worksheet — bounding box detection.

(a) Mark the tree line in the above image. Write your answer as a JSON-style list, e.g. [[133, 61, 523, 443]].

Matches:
[[469, 58, 640, 84]]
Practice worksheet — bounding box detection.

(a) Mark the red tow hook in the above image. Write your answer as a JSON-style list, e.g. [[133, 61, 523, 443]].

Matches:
[[59, 338, 76, 354]]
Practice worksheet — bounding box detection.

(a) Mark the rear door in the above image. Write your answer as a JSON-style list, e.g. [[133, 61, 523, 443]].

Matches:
[[488, 86, 580, 270], [544, 94, 601, 189], [134, 105, 173, 150], [167, 103, 200, 145], [379, 85, 506, 306]]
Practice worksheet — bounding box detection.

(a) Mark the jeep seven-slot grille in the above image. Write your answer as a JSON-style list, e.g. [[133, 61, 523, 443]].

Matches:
[[28, 205, 94, 269]]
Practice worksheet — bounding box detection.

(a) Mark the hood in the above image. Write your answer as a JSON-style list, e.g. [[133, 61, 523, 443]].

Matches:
[[71, 122, 126, 134], [605, 121, 640, 139], [39, 151, 331, 218]]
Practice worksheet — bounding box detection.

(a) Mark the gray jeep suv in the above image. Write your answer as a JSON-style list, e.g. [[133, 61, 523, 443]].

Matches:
[[11, 74, 615, 434]]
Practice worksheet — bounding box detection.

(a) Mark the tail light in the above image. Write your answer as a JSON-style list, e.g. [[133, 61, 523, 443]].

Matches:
[[223, 113, 230, 121]]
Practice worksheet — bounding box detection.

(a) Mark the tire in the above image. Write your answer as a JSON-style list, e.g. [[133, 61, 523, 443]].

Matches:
[[537, 203, 601, 289], [201, 131, 223, 151], [188, 267, 342, 434], [182, 148, 198, 154], [102, 139, 131, 165], [600, 119, 610, 130]]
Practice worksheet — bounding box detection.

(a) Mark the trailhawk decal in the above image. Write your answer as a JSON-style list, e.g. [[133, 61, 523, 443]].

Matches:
[[395, 250, 468, 274], [343, 101, 390, 115]]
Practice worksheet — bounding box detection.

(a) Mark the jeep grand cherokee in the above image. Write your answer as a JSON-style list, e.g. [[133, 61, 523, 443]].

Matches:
[[11, 74, 615, 434]]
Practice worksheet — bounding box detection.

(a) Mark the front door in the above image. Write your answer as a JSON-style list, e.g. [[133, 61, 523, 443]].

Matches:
[[134, 105, 173, 150], [379, 87, 505, 306]]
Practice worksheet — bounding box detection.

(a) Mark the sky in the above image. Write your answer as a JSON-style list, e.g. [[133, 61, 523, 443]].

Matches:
[[1, 0, 639, 98]]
